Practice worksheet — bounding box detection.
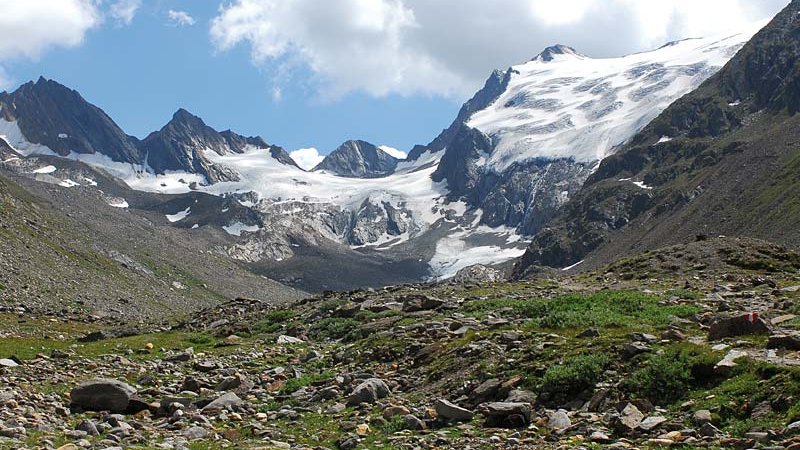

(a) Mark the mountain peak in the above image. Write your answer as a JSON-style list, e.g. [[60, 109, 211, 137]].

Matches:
[[313, 139, 398, 178], [171, 108, 202, 123], [534, 44, 584, 62]]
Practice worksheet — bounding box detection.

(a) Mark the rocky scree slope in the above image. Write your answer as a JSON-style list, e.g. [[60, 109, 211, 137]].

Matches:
[[0, 167, 305, 322], [3, 237, 800, 448], [513, 0, 800, 277]]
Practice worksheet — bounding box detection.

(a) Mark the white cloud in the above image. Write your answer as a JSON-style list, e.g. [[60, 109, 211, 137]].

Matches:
[[0, 0, 100, 60], [378, 145, 407, 160], [167, 9, 196, 27], [109, 0, 141, 25], [210, 0, 788, 99], [289, 147, 325, 170]]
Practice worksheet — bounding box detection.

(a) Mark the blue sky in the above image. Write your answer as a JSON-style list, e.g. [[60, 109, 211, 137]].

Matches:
[[0, 0, 789, 162]]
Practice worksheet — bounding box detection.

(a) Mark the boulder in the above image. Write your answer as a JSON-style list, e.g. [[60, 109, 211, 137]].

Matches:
[[613, 403, 644, 434], [767, 334, 800, 350], [434, 399, 474, 423], [400, 295, 444, 312], [547, 409, 571, 431], [708, 313, 772, 340], [346, 378, 390, 406], [483, 402, 531, 428], [469, 378, 501, 404], [202, 392, 243, 413], [69, 379, 136, 413]]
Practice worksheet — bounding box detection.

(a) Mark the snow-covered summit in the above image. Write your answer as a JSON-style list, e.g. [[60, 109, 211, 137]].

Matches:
[[467, 22, 765, 172]]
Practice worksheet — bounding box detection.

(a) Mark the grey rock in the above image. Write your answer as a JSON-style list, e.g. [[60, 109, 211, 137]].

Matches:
[[346, 378, 390, 406], [184, 426, 208, 440], [434, 399, 474, 423], [639, 416, 667, 431], [692, 409, 713, 424], [483, 402, 532, 428], [202, 392, 243, 413], [613, 403, 644, 434], [70, 379, 137, 413], [547, 410, 571, 431], [75, 419, 99, 436]]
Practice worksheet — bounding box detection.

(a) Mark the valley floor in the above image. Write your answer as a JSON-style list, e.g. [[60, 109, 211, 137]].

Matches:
[[2, 237, 800, 449]]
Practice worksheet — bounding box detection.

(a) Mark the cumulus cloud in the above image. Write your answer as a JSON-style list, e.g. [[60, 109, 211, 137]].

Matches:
[[167, 9, 196, 27], [0, 0, 100, 60], [210, 0, 788, 99], [378, 145, 407, 160], [289, 147, 325, 170], [109, 0, 141, 25]]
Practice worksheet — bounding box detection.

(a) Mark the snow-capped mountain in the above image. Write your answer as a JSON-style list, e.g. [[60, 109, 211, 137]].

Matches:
[[419, 24, 762, 235], [0, 22, 763, 284]]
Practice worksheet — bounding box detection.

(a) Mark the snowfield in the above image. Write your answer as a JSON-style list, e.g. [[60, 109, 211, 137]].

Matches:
[[467, 23, 764, 172]]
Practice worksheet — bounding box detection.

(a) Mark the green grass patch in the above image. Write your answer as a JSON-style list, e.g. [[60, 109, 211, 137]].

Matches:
[[463, 290, 699, 330]]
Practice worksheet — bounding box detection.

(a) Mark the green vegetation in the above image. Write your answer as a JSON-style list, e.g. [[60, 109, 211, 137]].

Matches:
[[627, 343, 721, 405], [465, 290, 699, 329], [538, 354, 610, 406], [309, 317, 361, 341], [252, 309, 297, 334]]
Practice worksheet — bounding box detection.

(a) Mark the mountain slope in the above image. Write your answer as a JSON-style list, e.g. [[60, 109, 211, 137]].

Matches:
[[313, 140, 398, 178], [0, 165, 306, 320], [513, 0, 800, 276]]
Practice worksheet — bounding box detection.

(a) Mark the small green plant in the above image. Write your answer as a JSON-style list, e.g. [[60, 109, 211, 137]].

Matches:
[[308, 317, 361, 341], [627, 343, 721, 405], [280, 371, 334, 395], [252, 309, 296, 334], [538, 354, 610, 406]]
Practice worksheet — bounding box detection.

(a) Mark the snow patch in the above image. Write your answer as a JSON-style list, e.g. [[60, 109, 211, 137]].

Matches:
[[108, 199, 129, 208], [166, 207, 191, 222], [378, 145, 407, 160], [58, 179, 80, 188], [656, 136, 672, 143], [32, 165, 57, 174], [223, 222, 261, 236], [562, 260, 585, 271]]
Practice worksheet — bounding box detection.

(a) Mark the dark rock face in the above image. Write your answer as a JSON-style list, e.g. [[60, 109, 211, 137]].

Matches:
[[313, 140, 398, 178], [140, 109, 240, 183], [0, 77, 141, 163], [407, 69, 511, 161], [513, 0, 800, 277]]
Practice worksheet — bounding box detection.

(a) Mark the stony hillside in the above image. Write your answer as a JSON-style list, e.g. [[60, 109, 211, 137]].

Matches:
[[0, 167, 306, 323], [1, 237, 800, 449], [514, 0, 800, 277]]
